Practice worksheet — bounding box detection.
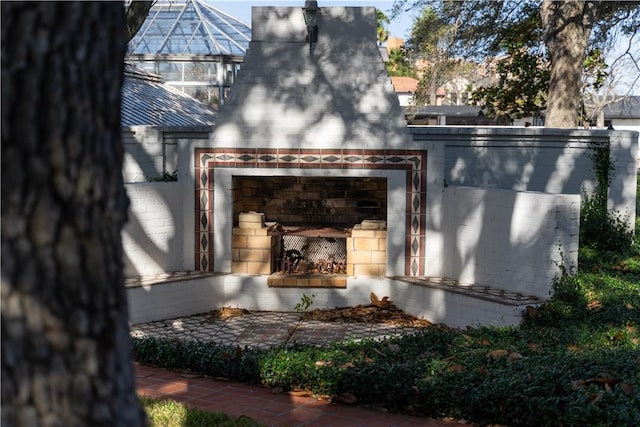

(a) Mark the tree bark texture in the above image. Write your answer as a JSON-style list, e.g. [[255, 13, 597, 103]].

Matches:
[[1, 2, 147, 426], [541, 0, 596, 128], [126, 1, 154, 42]]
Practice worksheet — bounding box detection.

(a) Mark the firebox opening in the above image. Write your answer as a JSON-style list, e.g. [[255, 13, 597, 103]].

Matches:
[[232, 176, 387, 229], [231, 176, 388, 282]]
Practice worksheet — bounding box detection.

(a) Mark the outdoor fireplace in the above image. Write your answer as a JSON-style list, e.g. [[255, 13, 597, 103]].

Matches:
[[195, 147, 426, 278], [195, 6, 426, 279]]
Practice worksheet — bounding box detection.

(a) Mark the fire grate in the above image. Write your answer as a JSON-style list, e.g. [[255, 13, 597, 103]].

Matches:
[[279, 235, 347, 274]]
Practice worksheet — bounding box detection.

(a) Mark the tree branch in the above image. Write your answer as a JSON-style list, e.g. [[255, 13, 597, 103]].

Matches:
[[126, 1, 154, 42]]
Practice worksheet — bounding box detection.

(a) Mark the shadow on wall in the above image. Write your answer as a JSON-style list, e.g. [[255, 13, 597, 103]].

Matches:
[[419, 127, 637, 300], [213, 6, 410, 151], [121, 132, 182, 278]]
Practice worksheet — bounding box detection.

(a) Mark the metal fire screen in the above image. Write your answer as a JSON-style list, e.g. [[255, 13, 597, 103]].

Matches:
[[279, 235, 347, 274]]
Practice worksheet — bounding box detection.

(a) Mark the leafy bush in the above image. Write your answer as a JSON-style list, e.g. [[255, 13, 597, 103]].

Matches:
[[149, 170, 178, 182], [579, 144, 634, 254], [132, 338, 263, 384], [580, 190, 633, 253]]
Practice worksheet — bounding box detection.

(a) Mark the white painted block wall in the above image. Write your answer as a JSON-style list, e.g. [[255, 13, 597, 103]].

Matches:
[[440, 187, 580, 298], [122, 182, 184, 277], [122, 127, 165, 183]]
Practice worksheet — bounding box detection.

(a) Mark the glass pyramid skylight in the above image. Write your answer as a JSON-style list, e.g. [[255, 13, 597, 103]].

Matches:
[[128, 0, 251, 57]]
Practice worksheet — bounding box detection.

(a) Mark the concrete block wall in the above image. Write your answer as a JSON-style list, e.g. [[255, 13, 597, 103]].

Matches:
[[213, 6, 412, 150], [128, 274, 529, 328], [410, 127, 637, 232], [608, 130, 639, 230], [231, 212, 279, 274], [347, 226, 387, 276], [127, 276, 225, 324], [122, 126, 211, 183], [122, 127, 164, 183], [123, 182, 184, 277], [440, 186, 580, 298]]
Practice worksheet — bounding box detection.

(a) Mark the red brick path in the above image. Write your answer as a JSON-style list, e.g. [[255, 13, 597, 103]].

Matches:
[[136, 364, 471, 427]]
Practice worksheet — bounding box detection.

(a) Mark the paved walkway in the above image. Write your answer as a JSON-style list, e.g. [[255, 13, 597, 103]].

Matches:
[[136, 364, 469, 426], [130, 311, 428, 348], [132, 311, 472, 426]]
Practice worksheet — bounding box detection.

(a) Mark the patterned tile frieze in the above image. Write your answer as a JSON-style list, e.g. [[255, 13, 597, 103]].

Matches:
[[195, 148, 427, 276]]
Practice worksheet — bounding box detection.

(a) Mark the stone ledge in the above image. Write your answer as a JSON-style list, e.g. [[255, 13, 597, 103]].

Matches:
[[268, 274, 347, 288], [125, 271, 220, 288], [391, 276, 545, 306]]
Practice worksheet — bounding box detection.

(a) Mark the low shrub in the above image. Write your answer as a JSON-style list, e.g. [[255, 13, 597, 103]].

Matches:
[[580, 190, 634, 253], [148, 170, 178, 182]]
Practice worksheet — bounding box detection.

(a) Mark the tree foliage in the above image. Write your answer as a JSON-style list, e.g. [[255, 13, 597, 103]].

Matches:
[[386, 46, 415, 77], [377, 9, 391, 45], [406, 7, 464, 105], [470, 45, 549, 121], [391, 0, 640, 127]]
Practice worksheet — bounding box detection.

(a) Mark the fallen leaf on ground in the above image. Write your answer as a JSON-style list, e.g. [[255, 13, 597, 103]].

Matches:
[[619, 383, 634, 395], [528, 343, 542, 352], [486, 349, 509, 359], [333, 393, 358, 404], [288, 390, 313, 397], [587, 301, 602, 311], [508, 352, 523, 362]]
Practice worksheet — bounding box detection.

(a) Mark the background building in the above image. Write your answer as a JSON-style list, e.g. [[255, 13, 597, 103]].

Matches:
[[126, 0, 251, 108]]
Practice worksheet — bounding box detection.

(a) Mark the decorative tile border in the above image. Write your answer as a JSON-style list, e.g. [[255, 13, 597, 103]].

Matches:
[[195, 148, 427, 276]]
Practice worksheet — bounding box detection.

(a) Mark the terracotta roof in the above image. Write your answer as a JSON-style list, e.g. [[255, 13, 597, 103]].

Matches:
[[390, 76, 418, 93]]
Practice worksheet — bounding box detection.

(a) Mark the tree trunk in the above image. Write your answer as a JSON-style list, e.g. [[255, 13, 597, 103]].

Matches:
[[541, 0, 596, 128], [1, 2, 147, 426]]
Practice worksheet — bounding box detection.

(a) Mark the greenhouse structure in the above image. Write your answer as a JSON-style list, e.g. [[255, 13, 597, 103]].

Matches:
[[126, 0, 251, 108]]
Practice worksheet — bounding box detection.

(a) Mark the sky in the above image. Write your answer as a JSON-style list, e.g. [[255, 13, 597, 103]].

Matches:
[[209, 1, 418, 40]]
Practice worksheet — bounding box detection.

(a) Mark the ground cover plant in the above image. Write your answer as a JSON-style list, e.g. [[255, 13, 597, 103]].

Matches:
[[141, 396, 264, 427], [134, 183, 639, 426]]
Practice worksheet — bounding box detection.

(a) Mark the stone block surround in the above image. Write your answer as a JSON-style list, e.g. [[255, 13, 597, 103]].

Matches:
[[230, 214, 387, 287], [195, 147, 426, 277]]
